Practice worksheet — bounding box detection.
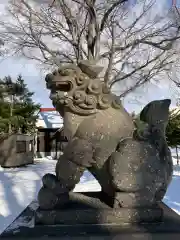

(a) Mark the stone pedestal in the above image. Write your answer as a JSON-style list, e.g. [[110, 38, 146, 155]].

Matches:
[[1, 192, 180, 239], [35, 192, 163, 225]]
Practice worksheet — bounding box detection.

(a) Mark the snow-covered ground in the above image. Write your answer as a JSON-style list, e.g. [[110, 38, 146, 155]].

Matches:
[[0, 157, 180, 235]]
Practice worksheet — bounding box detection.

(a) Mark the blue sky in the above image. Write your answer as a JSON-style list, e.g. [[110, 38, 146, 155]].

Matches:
[[0, 0, 179, 114], [0, 56, 177, 113], [0, 57, 52, 107]]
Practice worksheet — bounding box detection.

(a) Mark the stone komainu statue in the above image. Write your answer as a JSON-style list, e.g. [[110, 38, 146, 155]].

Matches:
[[38, 60, 173, 211]]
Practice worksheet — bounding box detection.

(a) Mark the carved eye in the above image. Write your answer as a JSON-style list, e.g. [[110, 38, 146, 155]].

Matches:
[[75, 75, 84, 85], [75, 74, 89, 86], [57, 69, 70, 76]]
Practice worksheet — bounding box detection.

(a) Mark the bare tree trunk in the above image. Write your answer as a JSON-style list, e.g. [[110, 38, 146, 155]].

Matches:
[[8, 95, 13, 134], [176, 146, 179, 165]]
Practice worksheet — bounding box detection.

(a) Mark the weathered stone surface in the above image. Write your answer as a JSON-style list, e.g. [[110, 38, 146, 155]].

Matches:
[[40, 62, 135, 210], [2, 200, 180, 240], [108, 99, 173, 206], [78, 60, 104, 78], [113, 192, 155, 208], [35, 192, 163, 225], [36, 207, 163, 225], [36, 61, 173, 225], [0, 134, 34, 168]]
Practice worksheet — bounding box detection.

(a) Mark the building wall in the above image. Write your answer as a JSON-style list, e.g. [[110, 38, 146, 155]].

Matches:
[[37, 108, 63, 129], [36, 128, 67, 159]]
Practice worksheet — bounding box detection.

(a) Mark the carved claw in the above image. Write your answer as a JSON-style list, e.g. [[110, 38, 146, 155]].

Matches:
[[42, 173, 72, 195], [42, 173, 59, 190], [38, 187, 69, 210], [38, 173, 71, 210]]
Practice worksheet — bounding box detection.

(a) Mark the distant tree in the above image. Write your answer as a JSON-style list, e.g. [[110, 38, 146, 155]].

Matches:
[[0, 75, 40, 134], [166, 109, 180, 164], [133, 108, 180, 165]]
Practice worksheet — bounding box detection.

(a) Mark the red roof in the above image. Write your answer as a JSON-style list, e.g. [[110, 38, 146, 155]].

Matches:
[[40, 108, 56, 112]]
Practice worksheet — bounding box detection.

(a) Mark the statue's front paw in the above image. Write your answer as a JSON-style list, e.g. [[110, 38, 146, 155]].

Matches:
[[38, 187, 69, 210], [38, 187, 59, 210], [42, 173, 58, 190]]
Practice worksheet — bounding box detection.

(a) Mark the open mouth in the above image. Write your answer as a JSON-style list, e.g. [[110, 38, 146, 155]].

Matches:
[[56, 82, 72, 92]]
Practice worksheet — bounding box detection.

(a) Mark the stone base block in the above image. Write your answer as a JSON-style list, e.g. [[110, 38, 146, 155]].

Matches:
[[36, 207, 163, 225], [1, 192, 180, 239], [35, 192, 162, 225]]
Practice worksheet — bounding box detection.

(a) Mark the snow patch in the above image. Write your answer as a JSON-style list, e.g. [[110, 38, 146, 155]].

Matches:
[[0, 157, 180, 234]]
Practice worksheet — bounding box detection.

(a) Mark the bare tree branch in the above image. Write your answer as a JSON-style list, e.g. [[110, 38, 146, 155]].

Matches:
[[104, 21, 115, 84], [100, 0, 128, 32], [0, 0, 179, 98]]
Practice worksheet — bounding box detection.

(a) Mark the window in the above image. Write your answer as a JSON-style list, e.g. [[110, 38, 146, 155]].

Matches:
[[29, 140, 34, 152], [16, 141, 26, 153]]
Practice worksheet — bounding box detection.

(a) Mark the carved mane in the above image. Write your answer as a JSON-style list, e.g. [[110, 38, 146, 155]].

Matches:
[[45, 61, 122, 116]]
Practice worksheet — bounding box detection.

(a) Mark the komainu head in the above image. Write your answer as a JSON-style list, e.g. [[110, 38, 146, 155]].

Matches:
[[45, 61, 122, 116]]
